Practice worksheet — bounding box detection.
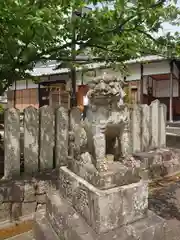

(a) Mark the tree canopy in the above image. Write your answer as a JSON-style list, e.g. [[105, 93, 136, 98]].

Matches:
[[0, 0, 179, 93]]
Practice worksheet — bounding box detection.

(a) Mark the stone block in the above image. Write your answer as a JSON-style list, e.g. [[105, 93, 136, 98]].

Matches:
[[36, 194, 46, 204], [121, 181, 148, 224], [166, 134, 180, 149], [97, 181, 148, 233], [126, 210, 167, 240], [35, 180, 49, 194], [45, 192, 95, 240], [24, 182, 36, 202], [22, 202, 37, 216], [37, 203, 46, 212], [0, 183, 11, 202], [34, 211, 59, 240], [38, 191, 166, 240], [0, 202, 11, 221], [9, 181, 24, 202], [59, 166, 148, 234], [11, 202, 22, 221], [46, 209, 66, 238], [134, 149, 180, 179], [97, 189, 123, 233], [71, 159, 140, 190]]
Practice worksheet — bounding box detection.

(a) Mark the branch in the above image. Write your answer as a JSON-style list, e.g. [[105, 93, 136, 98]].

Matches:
[[150, 0, 166, 8], [102, 15, 138, 36], [17, 25, 36, 62], [0, 28, 15, 62], [135, 29, 158, 42], [18, 41, 73, 67], [100, 0, 166, 36]]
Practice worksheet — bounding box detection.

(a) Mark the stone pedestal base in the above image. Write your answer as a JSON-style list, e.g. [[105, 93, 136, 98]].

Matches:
[[34, 192, 167, 240]]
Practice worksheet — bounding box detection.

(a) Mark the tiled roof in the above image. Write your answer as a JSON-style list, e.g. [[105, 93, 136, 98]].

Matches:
[[28, 55, 167, 77], [124, 55, 166, 64], [27, 62, 106, 77]]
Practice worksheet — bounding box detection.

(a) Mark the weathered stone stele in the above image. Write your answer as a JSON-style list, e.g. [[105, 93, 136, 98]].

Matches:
[[159, 103, 166, 147], [24, 106, 39, 173], [141, 104, 150, 151], [4, 108, 20, 178], [39, 106, 54, 170], [131, 104, 141, 152], [34, 72, 167, 240], [55, 106, 68, 167], [150, 99, 159, 149]]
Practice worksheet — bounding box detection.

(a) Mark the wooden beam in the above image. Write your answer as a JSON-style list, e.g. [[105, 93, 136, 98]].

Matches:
[[169, 61, 174, 122], [13, 79, 17, 108], [38, 83, 41, 108]]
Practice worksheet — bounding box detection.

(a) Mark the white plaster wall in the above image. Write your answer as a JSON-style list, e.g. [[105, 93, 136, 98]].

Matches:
[[11, 79, 38, 90], [126, 63, 141, 81], [155, 79, 179, 97], [143, 60, 170, 75], [126, 60, 171, 81], [48, 74, 69, 82], [10, 73, 70, 90]]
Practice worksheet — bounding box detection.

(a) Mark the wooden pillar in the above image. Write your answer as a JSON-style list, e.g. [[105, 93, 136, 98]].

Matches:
[[178, 70, 180, 97], [38, 83, 41, 107], [81, 72, 84, 85], [169, 61, 173, 122], [147, 76, 151, 105], [13, 79, 17, 108], [140, 63, 144, 104], [26, 79, 28, 89]]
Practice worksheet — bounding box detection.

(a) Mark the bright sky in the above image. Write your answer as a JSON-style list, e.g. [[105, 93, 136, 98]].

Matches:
[[161, 0, 180, 34]]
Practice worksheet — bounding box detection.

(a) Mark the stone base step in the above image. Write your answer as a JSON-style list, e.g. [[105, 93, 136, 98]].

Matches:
[[33, 211, 59, 240], [167, 122, 180, 128], [133, 148, 180, 179], [34, 191, 167, 240], [166, 126, 180, 132], [166, 134, 180, 149]]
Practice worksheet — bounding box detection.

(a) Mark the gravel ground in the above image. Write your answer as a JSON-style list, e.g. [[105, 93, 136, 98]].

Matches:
[[149, 179, 180, 240]]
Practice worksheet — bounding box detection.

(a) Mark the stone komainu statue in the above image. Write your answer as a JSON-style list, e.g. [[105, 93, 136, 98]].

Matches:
[[68, 72, 137, 190]]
